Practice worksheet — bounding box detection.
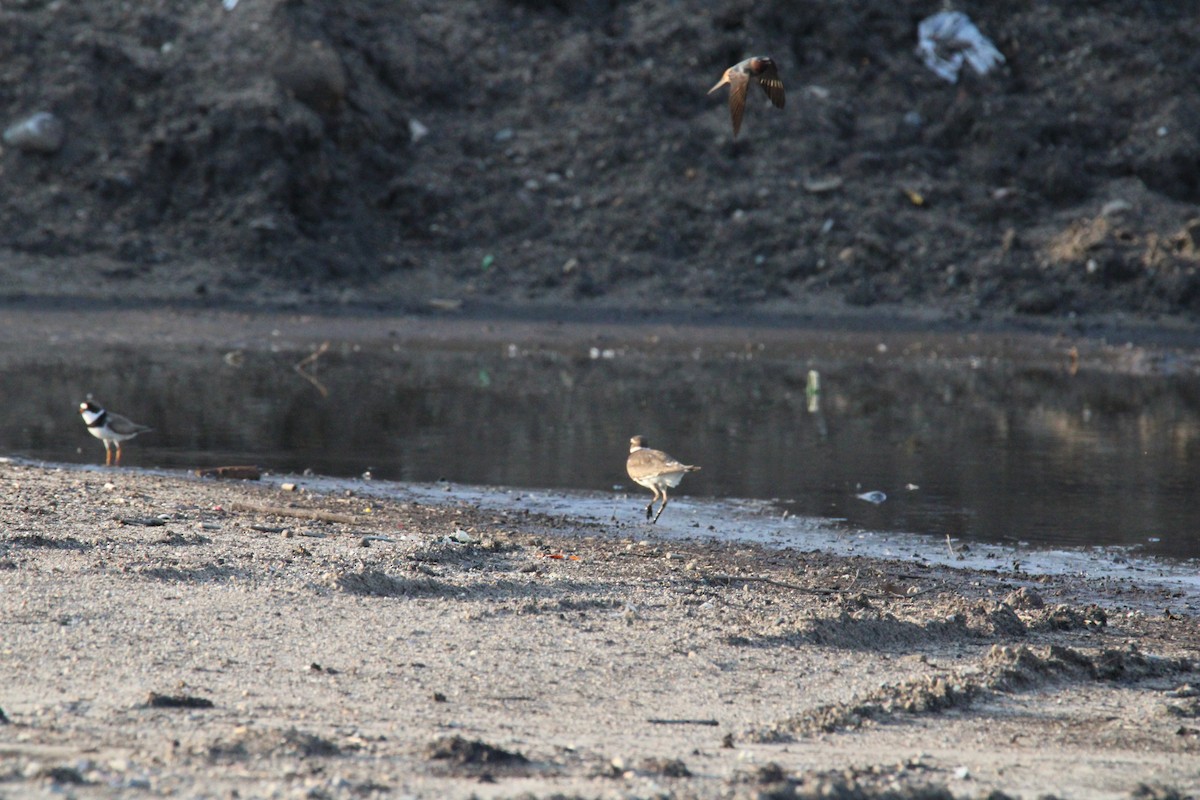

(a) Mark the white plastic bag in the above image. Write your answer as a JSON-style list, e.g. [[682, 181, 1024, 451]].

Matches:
[[917, 11, 1005, 83]]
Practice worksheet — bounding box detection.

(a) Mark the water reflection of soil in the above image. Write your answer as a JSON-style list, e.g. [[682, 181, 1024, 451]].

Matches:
[[3, 310, 1199, 560]]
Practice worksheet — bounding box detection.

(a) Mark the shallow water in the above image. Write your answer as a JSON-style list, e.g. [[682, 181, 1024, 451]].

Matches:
[[3, 317, 1199, 561]]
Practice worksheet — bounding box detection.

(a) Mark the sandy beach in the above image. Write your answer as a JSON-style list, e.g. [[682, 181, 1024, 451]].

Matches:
[[2, 456, 1197, 799]]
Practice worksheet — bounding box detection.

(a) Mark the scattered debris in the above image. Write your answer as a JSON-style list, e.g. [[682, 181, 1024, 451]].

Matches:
[[647, 718, 719, 727], [332, 569, 446, 598], [146, 692, 214, 709], [1004, 587, 1046, 610], [3, 111, 65, 153], [229, 501, 356, 525], [802, 176, 843, 194], [856, 491, 887, 505], [806, 369, 821, 413], [916, 11, 1005, 83], [409, 118, 430, 143], [208, 727, 341, 761], [293, 341, 330, 398], [118, 516, 167, 527], [34, 765, 87, 785], [638, 757, 691, 778], [447, 529, 477, 544], [425, 735, 527, 766], [195, 465, 262, 480]]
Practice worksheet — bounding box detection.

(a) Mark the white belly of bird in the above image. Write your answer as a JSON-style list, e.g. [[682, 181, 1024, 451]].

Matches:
[[90, 426, 135, 443], [636, 470, 686, 490]]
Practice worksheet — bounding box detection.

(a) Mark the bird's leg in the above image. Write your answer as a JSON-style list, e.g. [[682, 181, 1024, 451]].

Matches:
[[644, 487, 658, 520], [652, 489, 670, 524], [104, 441, 113, 466], [115, 442, 123, 466]]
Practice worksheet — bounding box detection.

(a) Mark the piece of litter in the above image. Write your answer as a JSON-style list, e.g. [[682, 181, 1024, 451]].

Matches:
[[118, 517, 166, 527], [3, 111, 65, 154], [856, 491, 887, 505], [916, 11, 1004, 83], [802, 176, 843, 194], [449, 529, 477, 544], [409, 118, 429, 143]]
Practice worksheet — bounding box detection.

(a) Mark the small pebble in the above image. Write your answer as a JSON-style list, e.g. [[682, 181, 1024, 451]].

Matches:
[[3, 111, 65, 153]]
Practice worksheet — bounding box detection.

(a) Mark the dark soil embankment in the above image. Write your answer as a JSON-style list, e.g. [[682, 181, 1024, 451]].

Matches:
[[2, 1, 1199, 321]]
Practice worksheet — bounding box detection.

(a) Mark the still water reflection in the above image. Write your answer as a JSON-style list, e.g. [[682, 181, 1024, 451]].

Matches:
[[3, 330, 1199, 560]]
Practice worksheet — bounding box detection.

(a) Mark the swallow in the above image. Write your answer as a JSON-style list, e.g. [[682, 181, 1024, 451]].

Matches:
[[626, 435, 701, 524], [708, 56, 785, 137], [79, 401, 153, 466]]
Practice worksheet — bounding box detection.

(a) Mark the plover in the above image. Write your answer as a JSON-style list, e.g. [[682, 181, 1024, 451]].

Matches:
[[79, 401, 152, 466], [626, 435, 701, 524], [708, 56, 785, 137]]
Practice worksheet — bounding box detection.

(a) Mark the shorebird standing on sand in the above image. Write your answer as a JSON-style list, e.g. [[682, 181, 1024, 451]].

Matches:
[[626, 435, 701, 524], [79, 401, 152, 466], [708, 56, 785, 137]]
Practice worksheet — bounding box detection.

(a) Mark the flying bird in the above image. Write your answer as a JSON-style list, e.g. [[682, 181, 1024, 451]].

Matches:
[[708, 56, 785, 137], [626, 435, 701, 524], [79, 401, 152, 466]]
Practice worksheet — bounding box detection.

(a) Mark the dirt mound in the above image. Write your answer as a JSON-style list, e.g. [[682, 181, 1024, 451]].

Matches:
[[205, 727, 344, 762], [754, 642, 1196, 741], [2, 1, 1199, 320]]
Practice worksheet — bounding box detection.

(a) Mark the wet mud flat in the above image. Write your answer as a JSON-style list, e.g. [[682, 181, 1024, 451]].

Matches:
[[1, 460, 1197, 799], [7, 305, 1200, 560]]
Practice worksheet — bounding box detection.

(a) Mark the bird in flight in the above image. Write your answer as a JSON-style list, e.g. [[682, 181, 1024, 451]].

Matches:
[[708, 56, 785, 137]]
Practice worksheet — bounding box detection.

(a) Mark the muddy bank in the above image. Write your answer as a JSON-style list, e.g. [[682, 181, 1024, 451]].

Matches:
[[1, 1, 1200, 326], [1, 461, 1197, 798]]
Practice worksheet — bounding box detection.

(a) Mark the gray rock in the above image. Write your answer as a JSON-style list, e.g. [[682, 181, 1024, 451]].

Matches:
[[3, 111, 65, 153]]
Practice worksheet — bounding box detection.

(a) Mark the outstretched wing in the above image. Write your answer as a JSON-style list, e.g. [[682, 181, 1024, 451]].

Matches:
[[727, 71, 749, 136], [755, 62, 785, 109]]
